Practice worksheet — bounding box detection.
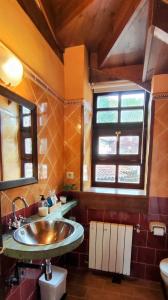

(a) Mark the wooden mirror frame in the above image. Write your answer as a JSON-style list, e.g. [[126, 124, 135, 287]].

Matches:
[[0, 85, 38, 190]]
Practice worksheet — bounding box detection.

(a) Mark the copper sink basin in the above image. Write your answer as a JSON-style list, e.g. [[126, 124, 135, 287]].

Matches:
[[13, 220, 74, 246]]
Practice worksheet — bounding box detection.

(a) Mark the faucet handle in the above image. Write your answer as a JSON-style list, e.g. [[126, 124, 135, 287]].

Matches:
[[8, 219, 12, 230], [11, 217, 20, 229], [18, 215, 27, 225]]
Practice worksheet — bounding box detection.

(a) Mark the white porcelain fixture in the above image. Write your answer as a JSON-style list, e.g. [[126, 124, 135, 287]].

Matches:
[[160, 258, 168, 293]]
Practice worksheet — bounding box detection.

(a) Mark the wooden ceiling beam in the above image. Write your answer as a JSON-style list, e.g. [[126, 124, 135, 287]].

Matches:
[[37, 0, 63, 51], [53, 0, 94, 31], [136, 81, 151, 92], [142, 0, 168, 82], [98, 0, 147, 68], [153, 0, 168, 33], [142, 25, 168, 82], [90, 63, 151, 92], [90, 64, 143, 83], [17, 0, 63, 60]]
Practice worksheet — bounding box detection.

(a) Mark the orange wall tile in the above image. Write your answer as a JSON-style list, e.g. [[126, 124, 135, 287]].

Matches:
[[1, 76, 64, 217], [64, 103, 82, 190], [149, 99, 168, 197]]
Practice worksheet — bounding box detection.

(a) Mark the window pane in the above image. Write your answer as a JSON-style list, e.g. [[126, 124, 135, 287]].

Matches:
[[121, 93, 144, 107], [22, 106, 31, 115], [24, 163, 33, 178], [99, 136, 117, 154], [25, 138, 32, 154], [95, 165, 116, 182], [97, 111, 118, 123], [118, 165, 140, 183], [97, 95, 118, 108], [121, 109, 143, 123], [23, 115, 31, 127], [119, 136, 139, 155]]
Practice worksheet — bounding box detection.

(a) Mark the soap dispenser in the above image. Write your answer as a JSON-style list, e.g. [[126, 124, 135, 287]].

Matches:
[[38, 195, 48, 217]]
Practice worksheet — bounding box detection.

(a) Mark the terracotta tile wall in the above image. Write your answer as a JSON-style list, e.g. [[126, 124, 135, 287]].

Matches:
[[149, 99, 168, 197], [66, 195, 168, 281], [1, 76, 64, 217], [64, 102, 83, 190], [1, 76, 64, 299], [5, 268, 42, 300], [62, 97, 168, 282]]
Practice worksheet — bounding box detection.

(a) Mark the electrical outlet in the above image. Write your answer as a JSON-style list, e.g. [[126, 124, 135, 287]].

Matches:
[[66, 171, 74, 179]]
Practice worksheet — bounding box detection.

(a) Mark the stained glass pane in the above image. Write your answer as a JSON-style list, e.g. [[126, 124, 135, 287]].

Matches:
[[95, 165, 116, 182], [99, 136, 117, 154], [24, 163, 33, 178], [25, 138, 32, 154], [23, 115, 31, 127], [97, 111, 118, 123], [121, 109, 143, 123], [121, 93, 144, 107], [97, 95, 118, 108], [118, 165, 140, 183], [119, 136, 139, 155]]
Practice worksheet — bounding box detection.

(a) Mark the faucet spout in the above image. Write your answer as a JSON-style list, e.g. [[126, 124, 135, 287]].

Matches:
[[12, 196, 29, 219]]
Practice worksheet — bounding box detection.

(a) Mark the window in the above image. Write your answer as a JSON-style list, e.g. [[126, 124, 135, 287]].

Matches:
[[92, 91, 149, 189]]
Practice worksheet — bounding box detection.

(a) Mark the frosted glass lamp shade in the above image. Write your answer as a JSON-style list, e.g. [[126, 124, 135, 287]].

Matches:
[[0, 44, 23, 86]]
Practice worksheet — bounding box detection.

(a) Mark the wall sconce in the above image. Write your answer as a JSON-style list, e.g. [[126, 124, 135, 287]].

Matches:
[[0, 43, 23, 87]]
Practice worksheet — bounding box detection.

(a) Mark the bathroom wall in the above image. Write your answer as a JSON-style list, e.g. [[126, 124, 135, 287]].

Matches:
[[1, 75, 64, 300], [63, 74, 168, 281], [64, 45, 92, 190], [149, 75, 168, 197], [65, 192, 168, 282], [64, 103, 83, 190], [1, 76, 64, 217], [0, 0, 64, 97]]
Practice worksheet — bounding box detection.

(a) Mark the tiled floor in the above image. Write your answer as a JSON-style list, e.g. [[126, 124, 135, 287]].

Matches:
[[65, 268, 165, 300]]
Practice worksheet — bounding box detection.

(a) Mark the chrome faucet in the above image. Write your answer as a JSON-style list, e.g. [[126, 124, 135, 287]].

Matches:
[[12, 196, 29, 219], [9, 196, 29, 229]]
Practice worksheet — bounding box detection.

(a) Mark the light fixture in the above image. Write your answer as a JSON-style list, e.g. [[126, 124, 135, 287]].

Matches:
[[0, 43, 23, 87]]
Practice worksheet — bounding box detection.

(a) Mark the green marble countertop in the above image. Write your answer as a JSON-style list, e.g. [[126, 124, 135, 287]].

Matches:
[[3, 201, 84, 260]]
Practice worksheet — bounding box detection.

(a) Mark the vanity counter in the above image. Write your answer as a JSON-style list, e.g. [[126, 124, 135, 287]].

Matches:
[[3, 201, 84, 260]]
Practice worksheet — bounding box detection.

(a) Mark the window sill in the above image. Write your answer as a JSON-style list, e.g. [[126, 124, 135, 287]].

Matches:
[[85, 187, 147, 197], [70, 187, 148, 213]]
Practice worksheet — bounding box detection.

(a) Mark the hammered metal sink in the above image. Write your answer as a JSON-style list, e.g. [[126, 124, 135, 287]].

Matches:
[[13, 220, 74, 246]]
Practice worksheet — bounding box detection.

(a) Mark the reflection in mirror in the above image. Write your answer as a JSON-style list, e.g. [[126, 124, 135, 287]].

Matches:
[[0, 85, 38, 190]]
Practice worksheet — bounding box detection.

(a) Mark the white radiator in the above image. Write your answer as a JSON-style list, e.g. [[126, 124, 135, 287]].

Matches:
[[89, 221, 133, 275]]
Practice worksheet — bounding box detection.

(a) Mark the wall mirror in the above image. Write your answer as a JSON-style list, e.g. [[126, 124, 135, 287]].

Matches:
[[0, 84, 38, 190]]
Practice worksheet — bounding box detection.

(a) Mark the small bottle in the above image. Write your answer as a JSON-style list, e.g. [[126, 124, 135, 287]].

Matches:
[[51, 190, 58, 205], [38, 195, 48, 217], [47, 191, 53, 208]]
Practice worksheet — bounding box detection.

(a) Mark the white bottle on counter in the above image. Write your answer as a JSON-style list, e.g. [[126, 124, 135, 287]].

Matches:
[[38, 195, 48, 217]]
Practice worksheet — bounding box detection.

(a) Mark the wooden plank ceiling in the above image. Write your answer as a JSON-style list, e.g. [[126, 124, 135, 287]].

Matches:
[[17, 0, 168, 88]]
